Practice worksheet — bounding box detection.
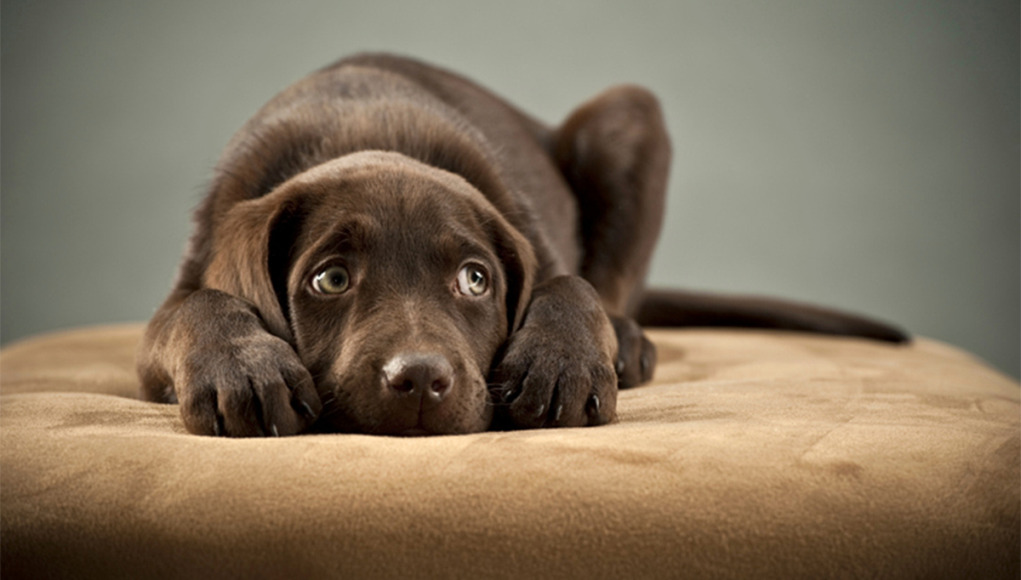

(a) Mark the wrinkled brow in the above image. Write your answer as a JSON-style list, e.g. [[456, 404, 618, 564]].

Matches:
[[303, 213, 381, 255], [440, 231, 494, 263]]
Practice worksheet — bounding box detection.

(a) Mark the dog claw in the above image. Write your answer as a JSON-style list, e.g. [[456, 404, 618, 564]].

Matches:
[[271, 424, 280, 437], [534, 403, 546, 418], [553, 404, 563, 423], [298, 400, 316, 420], [587, 394, 600, 416]]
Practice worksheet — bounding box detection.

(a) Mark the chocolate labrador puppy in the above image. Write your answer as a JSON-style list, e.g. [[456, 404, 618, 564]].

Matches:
[[137, 53, 907, 437]]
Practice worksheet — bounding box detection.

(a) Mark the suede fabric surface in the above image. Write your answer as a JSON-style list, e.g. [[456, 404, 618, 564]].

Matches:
[[1, 324, 1018, 579]]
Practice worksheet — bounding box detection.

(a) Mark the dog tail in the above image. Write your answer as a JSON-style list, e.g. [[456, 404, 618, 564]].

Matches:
[[633, 288, 910, 343]]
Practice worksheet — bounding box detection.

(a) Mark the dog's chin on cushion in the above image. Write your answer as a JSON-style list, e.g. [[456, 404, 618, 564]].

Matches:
[[313, 363, 496, 436], [310, 326, 498, 436]]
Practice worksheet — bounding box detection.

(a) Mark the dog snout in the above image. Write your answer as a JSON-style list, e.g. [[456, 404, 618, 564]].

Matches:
[[382, 352, 454, 402]]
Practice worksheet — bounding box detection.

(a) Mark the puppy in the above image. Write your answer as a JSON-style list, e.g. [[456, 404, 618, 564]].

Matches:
[[138, 54, 907, 437]]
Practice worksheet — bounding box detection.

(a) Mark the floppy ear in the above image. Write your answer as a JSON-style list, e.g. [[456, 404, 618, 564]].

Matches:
[[203, 193, 307, 345], [487, 215, 537, 335]]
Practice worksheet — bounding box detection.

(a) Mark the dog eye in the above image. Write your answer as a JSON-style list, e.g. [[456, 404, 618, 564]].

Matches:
[[312, 265, 350, 295], [456, 264, 489, 297]]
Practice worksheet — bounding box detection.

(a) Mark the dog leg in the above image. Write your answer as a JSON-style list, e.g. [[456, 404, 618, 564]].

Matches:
[[552, 85, 671, 387], [137, 288, 322, 437], [490, 276, 618, 429]]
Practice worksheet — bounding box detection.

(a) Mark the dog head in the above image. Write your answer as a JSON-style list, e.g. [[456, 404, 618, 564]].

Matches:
[[203, 151, 536, 435]]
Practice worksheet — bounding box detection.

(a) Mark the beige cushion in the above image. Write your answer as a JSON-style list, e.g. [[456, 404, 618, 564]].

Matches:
[[2, 325, 1018, 578]]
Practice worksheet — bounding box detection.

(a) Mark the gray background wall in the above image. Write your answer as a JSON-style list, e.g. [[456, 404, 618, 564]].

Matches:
[[2, 0, 1018, 379]]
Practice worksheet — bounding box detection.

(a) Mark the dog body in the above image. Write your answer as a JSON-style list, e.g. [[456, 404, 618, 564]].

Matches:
[[138, 54, 905, 437]]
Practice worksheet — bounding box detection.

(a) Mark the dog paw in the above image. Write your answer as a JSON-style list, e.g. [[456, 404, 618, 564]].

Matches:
[[490, 276, 618, 429], [611, 316, 656, 388], [176, 334, 322, 437]]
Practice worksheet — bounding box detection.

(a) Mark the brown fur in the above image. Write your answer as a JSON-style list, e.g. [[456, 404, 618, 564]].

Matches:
[[138, 53, 906, 437]]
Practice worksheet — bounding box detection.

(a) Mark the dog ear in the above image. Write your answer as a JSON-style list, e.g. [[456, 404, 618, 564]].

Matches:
[[203, 192, 307, 345], [486, 215, 537, 335]]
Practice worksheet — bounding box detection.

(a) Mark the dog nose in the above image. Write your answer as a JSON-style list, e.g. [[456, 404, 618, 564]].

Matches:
[[382, 352, 454, 402]]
